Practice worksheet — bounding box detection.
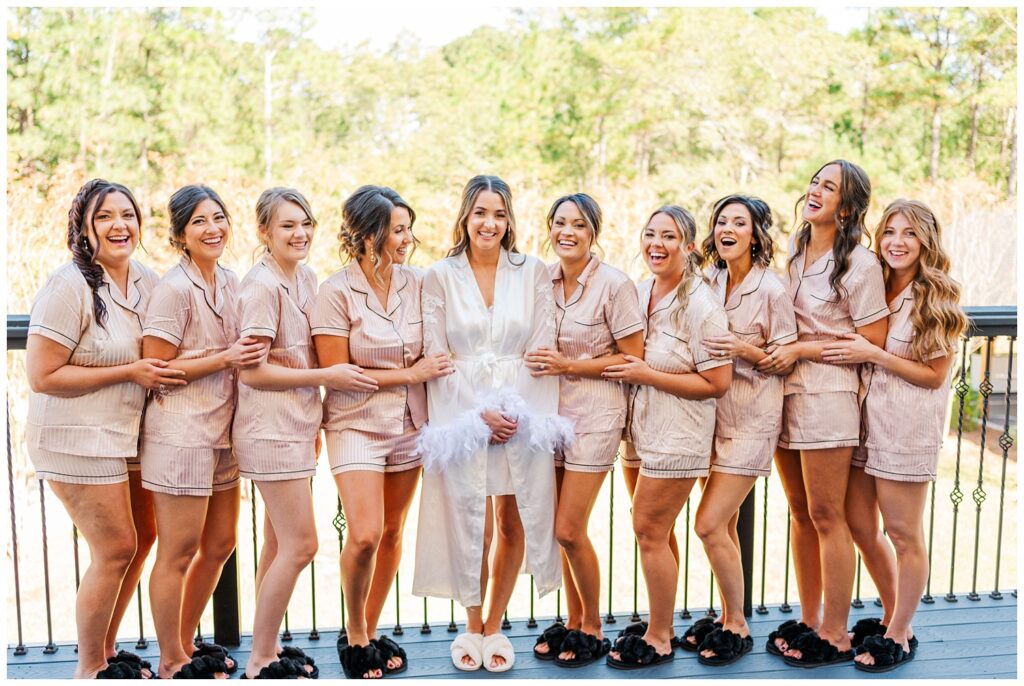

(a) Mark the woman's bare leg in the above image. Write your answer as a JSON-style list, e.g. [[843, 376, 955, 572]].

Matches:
[[50, 481, 137, 679]]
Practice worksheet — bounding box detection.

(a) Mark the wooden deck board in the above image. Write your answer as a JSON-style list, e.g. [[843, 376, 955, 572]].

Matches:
[[7, 595, 1016, 679]]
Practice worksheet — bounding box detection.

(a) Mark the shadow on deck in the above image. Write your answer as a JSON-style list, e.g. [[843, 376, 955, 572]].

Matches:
[[7, 595, 1016, 679]]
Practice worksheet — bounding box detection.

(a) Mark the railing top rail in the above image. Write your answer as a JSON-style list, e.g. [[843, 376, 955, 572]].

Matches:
[[4, 306, 1018, 351]]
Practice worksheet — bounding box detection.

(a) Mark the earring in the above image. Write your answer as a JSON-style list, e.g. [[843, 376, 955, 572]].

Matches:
[[370, 252, 379, 265]]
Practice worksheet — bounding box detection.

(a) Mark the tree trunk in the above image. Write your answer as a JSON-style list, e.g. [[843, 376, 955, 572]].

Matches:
[[967, 60, 984, 170], [263, 49, 275, 186], [1008, 106, 1017, 199], [929, 99, 941, 181]]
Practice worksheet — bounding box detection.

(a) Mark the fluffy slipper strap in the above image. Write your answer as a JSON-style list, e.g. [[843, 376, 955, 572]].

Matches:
[[339, 644, 384, 680], [172, 655, 229, 679]]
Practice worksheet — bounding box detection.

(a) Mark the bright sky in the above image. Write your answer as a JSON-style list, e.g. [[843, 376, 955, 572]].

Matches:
[[298, 6, 870, 53]]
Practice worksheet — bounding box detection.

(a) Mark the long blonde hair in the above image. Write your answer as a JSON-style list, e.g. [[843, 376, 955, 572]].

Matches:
[[645, 205, 703, 325], [447, 175, 523, 264], [873, 199, 967, 361]]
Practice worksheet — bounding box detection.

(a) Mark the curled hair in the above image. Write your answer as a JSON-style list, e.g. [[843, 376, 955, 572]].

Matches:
[[787, 159, 871, 300], [255, 187, 318, 257], [337, 185, 417, 287], [545, 192, 603, 249], [644, 205, 703, 325], [701, 194, 775, 269], [168, 185, 231, 254], [447, 175, 523, 264], [873, 199, 968, 362], [66, 179, 142, 329]]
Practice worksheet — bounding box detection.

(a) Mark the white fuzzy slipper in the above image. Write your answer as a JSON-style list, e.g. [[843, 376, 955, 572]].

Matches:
[[451, 632, 484, 671], [482, 633, 516, 673]]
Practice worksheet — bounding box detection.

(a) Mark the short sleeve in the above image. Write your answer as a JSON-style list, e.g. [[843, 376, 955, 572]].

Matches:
[[607, 278, 644, 340], [847, 260, 889, 327], [766, 288, 799, 346], [143, 281, 191, 346], [238, 277, 279, 339], [28, 272, 85, 350], [690, 300, 732, 372], [311, 277, 351, 337]]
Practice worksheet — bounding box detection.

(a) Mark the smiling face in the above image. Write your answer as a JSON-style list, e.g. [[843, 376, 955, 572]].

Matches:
[[642, 212, 690, 277], [714, 202, 753, 266], [879, 211, 922, 276], [373, 205, 414, 267], [86, 191, 140, 268], [802, 163, 842, 226], [466, 190, 508, 255], [182, 198, 230, 262], [550, 200, 593, 264], [264, 200, 314, 266]]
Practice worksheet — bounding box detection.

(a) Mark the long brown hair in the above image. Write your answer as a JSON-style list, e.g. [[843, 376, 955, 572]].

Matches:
[[700, 194, 775, 269], [447, 175, 522, 263], [645, 205, 702, 325], [66, 179, 142, 329], [787, 159, 871, 300], [873, 199, 967, 361]]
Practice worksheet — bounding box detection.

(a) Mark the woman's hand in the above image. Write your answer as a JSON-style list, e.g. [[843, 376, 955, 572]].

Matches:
[[482, 409, 518, 444], [755, 343, 800, 376], [322, 363, 379, 393], [409, 353, 456, 383], [702, 333, 745, 361], [221, 336, 267, 370], [129, 358, 188, 390], [601, 355, 652, 384], [525, 347, 572, 377], [822, 333, 879, 365]]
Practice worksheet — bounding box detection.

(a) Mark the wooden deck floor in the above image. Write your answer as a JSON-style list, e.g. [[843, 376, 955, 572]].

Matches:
[[7, 595, 1016, 679]]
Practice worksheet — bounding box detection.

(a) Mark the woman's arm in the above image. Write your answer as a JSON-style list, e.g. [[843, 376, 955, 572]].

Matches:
[[142, 335, 266, 382], [602, 355, 732, 399], [526, 330, 645, 379], [26, 334, 187, 395], [311, 334, 381, 393], [822, 333, 953, 390]]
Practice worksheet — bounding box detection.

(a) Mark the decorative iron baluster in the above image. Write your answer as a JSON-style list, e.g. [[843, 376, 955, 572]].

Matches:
[[852, 554, 864, 608], [39, 480, 57, 653], [756, 476, 769, 614], [968, 338, 994, 600], [947, 336, 971, 602], [333, 496, 346, 632], [605, 464, 616, 624], [136, 583, 148, 649], [923, 479, 937, 603], [393, 571, 403, 635], [991, 337, 1014, 600], [527, 575, 537, 628], [448, 600, 457, 633], [708, 573, 717, 617], [780, 511, 792, 613], [308, 478, 319, 640], [555, 589, 562, 624], [501, 609, 510, 631], [73, 525, 81, 591], [421, 597, 431, 634], [7, 399, 26, 655], [681, 498, 691, 620], [631, 537, 640, 622]]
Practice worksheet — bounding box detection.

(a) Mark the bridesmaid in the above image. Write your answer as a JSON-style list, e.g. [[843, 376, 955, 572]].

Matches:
[[234, 187, 333, 679], [758, 160, 889, 668], [526, 193, 644, 667], [25, 179, 180, 679], [603, 205, 732, 670], [689, 195, 797, 665], [825, 200, 966, 672], [313, 185, 452, 679], [141, 185, 265, 678]]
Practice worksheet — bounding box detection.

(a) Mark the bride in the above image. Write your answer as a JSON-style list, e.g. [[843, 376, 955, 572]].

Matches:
[[412, 175, 571, 673]]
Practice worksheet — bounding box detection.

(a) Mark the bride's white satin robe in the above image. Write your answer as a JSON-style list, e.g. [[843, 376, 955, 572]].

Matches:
[[411, 250, 567, 608]]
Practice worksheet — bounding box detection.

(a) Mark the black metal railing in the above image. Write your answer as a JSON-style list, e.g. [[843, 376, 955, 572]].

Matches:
[[5, 306, 1016, 653]]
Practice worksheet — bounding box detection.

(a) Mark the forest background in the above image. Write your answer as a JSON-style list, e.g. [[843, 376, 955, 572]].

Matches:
[[4, 5, 1019, 645]]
